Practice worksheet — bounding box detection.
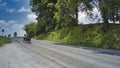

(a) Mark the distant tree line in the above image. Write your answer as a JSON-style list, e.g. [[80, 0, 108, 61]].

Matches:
[[0, 29, 17, 37], [24, 0, 120, 37]]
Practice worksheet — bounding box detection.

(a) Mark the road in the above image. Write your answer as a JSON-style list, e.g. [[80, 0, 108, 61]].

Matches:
[[0, 38, 120, 68]]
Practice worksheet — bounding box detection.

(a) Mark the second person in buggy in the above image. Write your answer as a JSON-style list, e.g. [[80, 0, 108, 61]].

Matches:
[[23, 34, 31, 42]]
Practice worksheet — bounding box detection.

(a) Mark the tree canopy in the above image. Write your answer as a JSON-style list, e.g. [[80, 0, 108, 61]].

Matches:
[[24, 22, 37, 37], [27, 0, 120, 36]]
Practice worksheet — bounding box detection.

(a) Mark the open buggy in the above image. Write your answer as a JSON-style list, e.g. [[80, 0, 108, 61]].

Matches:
[[23, 34, 31, 43]]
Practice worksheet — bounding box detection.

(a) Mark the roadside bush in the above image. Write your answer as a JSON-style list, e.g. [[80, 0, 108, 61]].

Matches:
[[37, 24, 120, 50]]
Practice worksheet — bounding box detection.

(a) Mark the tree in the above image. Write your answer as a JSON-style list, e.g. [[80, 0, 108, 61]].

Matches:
[[30, 0, 57, 33], [8, 34, 11, 38], [14, 32, 17, 37], [1, 29, 5, 36], [54, 0, 80, 28], [24, 22, 37, 37], [75, 0, 120, 31], [30, 0, 120, 34], [96, 0, 120, 29]]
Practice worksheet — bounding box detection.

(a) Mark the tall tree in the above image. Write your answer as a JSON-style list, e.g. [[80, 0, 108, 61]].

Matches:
[[30, 0, 120, 34], [93, 0, 120, 30], [30, 0, 57, 33], [54, 0, 80, 28], [77, 0, 120, 30], [14, 32, 17, 37], [24, 22, 37, 37], [1, 29, 5, 36]]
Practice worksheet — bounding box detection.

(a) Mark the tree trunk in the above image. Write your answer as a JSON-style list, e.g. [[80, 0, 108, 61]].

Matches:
[[113, 19, 115, 24], [75, 8, 78, 26], [103, 17, 109, 32], [102, 10, 109, 32]]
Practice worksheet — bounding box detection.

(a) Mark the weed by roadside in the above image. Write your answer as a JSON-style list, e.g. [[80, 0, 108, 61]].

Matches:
[[0, 36, 11, 47]]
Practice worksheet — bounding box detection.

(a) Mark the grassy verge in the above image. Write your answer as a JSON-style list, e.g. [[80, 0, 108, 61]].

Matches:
[[34, 24, 120, 50], [13, 36, 23, 38], [0, 36, 11, 47]]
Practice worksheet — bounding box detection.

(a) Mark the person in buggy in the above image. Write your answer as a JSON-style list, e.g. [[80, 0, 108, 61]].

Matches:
[[23, 34, 31, 42]]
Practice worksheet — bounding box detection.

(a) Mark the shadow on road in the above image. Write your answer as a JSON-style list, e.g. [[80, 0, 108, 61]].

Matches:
[[54, 43, 120, 56], [82, 47, 120, 56]]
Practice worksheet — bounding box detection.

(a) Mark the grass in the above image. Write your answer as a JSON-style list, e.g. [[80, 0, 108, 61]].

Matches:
[[13, 36, 24, 38], [35, 24, 120, 50], [0, 36, 11, 47]]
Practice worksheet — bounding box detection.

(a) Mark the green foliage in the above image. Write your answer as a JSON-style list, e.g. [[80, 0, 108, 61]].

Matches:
[[101, 25, 120, 49], [24, 22, 37, 37], [29, 0, 120, 50], [47, 27, 71, 42], [38, 24, 120, 50], [77, 0, 120, 28], [0, 36, 11, 47], [30, 0, 79, 32], [30, 0, 57, 34], [47, 3, 54, 8], [30, 0, 120, 36], [54, 0, 78, 27], [100, 0, 120, 23]]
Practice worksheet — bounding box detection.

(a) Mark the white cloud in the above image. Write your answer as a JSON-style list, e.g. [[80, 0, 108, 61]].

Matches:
[[0, 2, 7, 6], [6, 8, 15, 13], [0, 20, 25, 36], [78, 7, 102, 24], [0, 20, 5, 23], [13, 0, 20, 2], [78, 12, 95, 24], [6, 7, 31, 13], [18, 7, 31, 13], [78, 12, 87, 24], [27, 13, 37, 22]]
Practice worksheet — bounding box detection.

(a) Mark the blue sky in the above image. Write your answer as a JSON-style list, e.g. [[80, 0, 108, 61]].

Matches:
[[0, 0, 37, 36]]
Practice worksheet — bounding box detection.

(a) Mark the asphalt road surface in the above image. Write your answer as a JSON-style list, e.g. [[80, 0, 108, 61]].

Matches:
[[0, 38, 120, 68]]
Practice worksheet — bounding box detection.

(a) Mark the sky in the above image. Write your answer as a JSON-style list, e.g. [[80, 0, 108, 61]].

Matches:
[[0, 0, 101, 36], [0, 0, 37, 36], [78, 7, 101, 24]]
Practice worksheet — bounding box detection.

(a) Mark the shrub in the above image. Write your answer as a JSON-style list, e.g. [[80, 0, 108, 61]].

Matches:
[[37, 24, 120, 50]]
